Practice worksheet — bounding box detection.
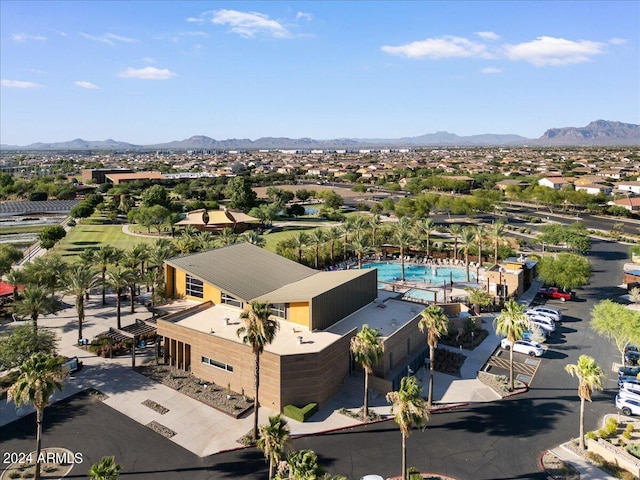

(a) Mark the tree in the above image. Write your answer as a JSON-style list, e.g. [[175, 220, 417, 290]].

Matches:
[[418, 305, 449, 407], [257, 414, 291, 480], [415, 218, 434, 258], [88, 456, 123, 480], [385, 376, 429, 480], [7, 353, 66, 480], [465, 287, 492, 315], [350, 235, 370, 270], [64, 263, 100, 341], [474, 225, 486, 266], [225, 177, 257, 212], [106, 266, 136, 329], [242, 230, 266, 247], [489, 220, 505, 264], [137, 205, 171, 235], [308, 229, 326, 269], [237, 301, 279, 442], [291, 232, 309, 264], [16, 286, 55, 337], [394, 218, 414, 282], [565, 355, 604, 450], [278, 449, 325, 480], [590, 299, 640, 366], [537, 252, 591, 292], [141, 184, 170, 208], [0, 325, 57, 370], [319, 190, 344, 210], [494, 299, 528, 391], [0, 244, 23, 276], [325, 226, 341, 266], [6, 268, 25, 306], [448, 224, 462, 261], [460, 227, 475, 281], [350, 324, 384, 420], [38, 225, 66, 250], [96, 246, 122, 305]]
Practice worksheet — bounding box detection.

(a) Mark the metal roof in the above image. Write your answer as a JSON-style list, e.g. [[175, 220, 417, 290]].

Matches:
[[166, 243, 316, 301], [252, 269, 372, 303]]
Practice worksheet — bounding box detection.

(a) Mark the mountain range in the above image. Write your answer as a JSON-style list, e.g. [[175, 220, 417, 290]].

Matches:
[[1, 120, 638, 151]]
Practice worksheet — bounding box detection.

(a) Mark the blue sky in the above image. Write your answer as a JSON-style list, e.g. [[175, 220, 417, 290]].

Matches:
[[1, 1, 638, 145]]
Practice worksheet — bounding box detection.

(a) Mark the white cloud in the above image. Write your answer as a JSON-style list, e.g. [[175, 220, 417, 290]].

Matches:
[[80, 32, 136, 46], [609, 37, 627, 45], [296, 12, 313, 21], [503, 36, 605, 66], [210, 9, 291, 38], [480, 67, 502, 74], [118, 67, 176, 80], [381, 36, 489, 59], [75, 81, 100, 89], [476, 31, 500, 41], [142, 57, 155, 64], [11, 33, 46, 42], [1, 79, 42, 88]]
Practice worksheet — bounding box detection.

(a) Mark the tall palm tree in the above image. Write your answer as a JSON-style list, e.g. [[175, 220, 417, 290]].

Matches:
[[237, 301, 279, 442], [474, 225, 486, 267], [368, 213, 382, 249], [494, 299, 528, 391], [350, 234, 370, 270], [350, 324, 384, 420], [7, 353, 65, 480], [291, 231, 309, 264], [78, 248, 96, 266], [16, 286, 55, 337], [394, 228, 413, 282], [325, 226, 341, 266], [64, 263, 100, 341], [87, 455, 123, 480], [351, 215, 369, 240], [39, 254, 67, 297], [448, 224, 462, 261], [460, 227, 476, 282], [96, 246, 121, 305], [106, 266, 136, 329], [130, 243, 150, 278], [415, 218, 435, 258], [308, 229, 326, 269], [339, 218, 354, 261], [257, 414, 291, 480], [385, 376, 429, 480], [565, 355, 604, 450], [490, 220, 506, 265], [418, 305, 449, 407], [5, 268, 24, 306]]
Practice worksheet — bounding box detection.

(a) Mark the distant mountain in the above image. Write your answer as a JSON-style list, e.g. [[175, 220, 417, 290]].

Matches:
[[1, 120, 637, 151], [536, 120, 640, 146]]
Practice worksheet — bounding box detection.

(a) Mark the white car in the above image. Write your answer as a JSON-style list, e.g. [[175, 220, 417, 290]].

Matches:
[[526, 308, 561, 323], [500, 339, 544, 357], [528, 316, 556, 333], [616, 394, 640, 416], [529, 306, 562, 321]]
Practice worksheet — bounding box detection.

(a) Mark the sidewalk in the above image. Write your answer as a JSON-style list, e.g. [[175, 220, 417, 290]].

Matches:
[[547, 442, 618, 480]]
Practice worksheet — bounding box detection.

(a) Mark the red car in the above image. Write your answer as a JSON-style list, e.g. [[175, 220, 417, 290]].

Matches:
[[537, 287, 573, 302]]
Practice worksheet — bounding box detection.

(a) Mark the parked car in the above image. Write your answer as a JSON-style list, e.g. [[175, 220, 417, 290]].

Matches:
[[529, 305, 563, 321], [619, 383, 640, 398], [526, 308, 561, 323], [528, 316, 556, 333], [616, 394, 640, 416], [618, 365, 640, 378], [500, 338, 544, 357], [537, 287, 574, 301], [625, 350, 640, 366], [523, 329, 547, 343], [618, 376, 640, 388]]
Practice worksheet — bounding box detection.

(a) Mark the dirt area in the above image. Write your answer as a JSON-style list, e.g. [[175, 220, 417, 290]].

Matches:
[[541, 450, 580, 480], [136, 364, 254, 418]]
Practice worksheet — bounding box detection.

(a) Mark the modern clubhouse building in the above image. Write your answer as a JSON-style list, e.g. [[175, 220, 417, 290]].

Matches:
[[156, 243, 439, 411]]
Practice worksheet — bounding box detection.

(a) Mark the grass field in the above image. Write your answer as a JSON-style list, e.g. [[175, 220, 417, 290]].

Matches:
[[0, 225, 46, 235], [54, 225, 154, 261]]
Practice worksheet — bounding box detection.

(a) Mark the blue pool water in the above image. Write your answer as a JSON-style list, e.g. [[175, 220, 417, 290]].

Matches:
[[361, 262, 475, 284]]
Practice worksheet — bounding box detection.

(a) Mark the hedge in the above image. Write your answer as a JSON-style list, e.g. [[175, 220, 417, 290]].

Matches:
[[283, 403, 318, 422]]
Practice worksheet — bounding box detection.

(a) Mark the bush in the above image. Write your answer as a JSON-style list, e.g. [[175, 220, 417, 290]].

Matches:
[[407, 467, 422, 480], [283, 403, 318, 422], [586, 431, 597, 440], [627, 442, 640, 459], [585, 451, 605, 467]]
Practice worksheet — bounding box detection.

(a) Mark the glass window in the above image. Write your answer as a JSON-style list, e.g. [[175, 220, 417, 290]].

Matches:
[[270, 303, 287, 319], [221, 292, 243, 308], [201, 356, 233, 372], [185, 275, 204, 298]]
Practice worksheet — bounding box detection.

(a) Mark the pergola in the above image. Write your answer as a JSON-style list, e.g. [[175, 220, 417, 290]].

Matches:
[[96, 318, 157, 367]]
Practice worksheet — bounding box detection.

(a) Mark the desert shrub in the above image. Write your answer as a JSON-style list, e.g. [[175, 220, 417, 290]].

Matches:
[[623, 430, 632, 440], [585, 451, 605, 467], [586, 431, 597, 440], [283, 403, 318, 422], [626, 423, 634, 434], [626, 442, 640, 459], [604, 418, 619, 437], [407, 467, 422, 480]]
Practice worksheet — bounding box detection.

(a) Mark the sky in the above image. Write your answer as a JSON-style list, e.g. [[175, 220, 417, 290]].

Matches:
[[1, 1, 639, 146]]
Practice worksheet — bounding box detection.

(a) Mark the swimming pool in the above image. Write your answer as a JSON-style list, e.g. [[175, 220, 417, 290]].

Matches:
[[361, 262, 475, 284]]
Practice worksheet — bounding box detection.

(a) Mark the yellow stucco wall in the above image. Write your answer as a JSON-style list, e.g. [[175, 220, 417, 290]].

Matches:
[[288, 302, 310, 328], [171, 267, 222, 303]]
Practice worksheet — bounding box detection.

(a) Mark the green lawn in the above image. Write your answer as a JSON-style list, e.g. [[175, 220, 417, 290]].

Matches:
[[53, 225, 154, 261]]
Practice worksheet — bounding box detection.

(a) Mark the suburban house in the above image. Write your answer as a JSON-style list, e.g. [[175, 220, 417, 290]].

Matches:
[[575, 183, 613, 196], [607, 197, 640, 212], [155, 243, 449, 411], [615, 181, 640, 195], [537, 177, 576, 190], [175, 208, 258, 233]]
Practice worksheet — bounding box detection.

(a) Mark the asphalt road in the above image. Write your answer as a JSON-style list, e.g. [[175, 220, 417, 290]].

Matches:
[[0, 238, 630, 480]]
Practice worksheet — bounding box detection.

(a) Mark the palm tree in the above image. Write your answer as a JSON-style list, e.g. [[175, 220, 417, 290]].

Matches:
[[490, 220, 506, 265], [285, 449, 325, 480], [78, 248, 96, 266], [448, 224, 462, 261], [96, 246, 121, 305], [415, 218, 435, 258], [217, 227, 237, 247], [418, 305, 449, 407], [291, 232, 309, 264], [237, 301, 279, 442], [494, 299, 528, 391], [368, 213, 382, 249], [394, 218, 414, 282], [64, 263, 100, 341], [565, 355, 604, 450], [106, 266, 136, 329], [386, 376, 429, 480], [325, 226, 341, 266], [87, 455, 123, 480], [308, 229, 326, 269], [174, 235, 197, 255], [5, 268, 24, 307], [474, 225, 486, 267], [350, 324, 384, 420], [38, 254, 67, 297], [339, 218, 354, 261], [16, 286, 55, 337], [460, 227, 475, 282], [242, 230, 266, 247], [350, 235, 370, 269], [130, 243, 150, 278], [7, 353, 65, 480], [351, 215, 369, 240], [257, 414, 291, 480]]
